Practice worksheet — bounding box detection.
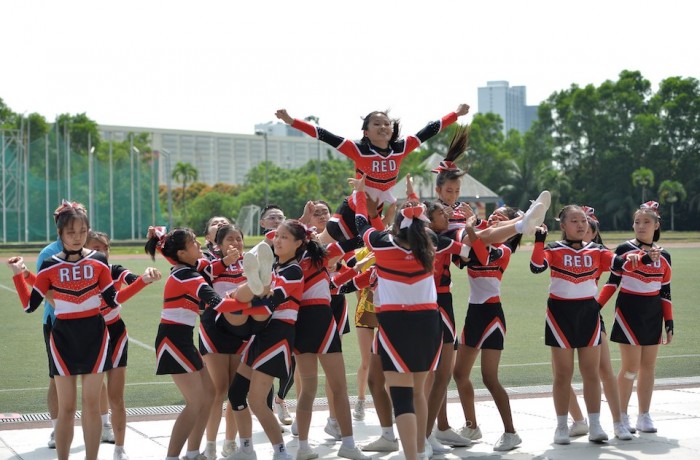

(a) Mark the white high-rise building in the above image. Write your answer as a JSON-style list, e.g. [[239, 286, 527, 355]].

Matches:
[[477, 81, 538, 135], [99, 125, 338, 186]]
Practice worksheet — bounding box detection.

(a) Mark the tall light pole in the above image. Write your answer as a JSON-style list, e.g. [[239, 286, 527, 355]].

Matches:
[[134, 146, 142, 236], [129, 134, 135, 239], [159, 148, 174, 229], [255, 130, 269, 205], [304, 115, 321, 198]]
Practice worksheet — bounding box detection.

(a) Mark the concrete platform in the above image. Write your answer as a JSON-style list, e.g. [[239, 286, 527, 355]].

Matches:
[[2, 382, 700, 460]]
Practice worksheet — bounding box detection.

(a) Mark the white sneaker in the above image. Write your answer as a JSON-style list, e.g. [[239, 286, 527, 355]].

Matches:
[[324, 417, 341, 441], [296, 446, 318, 460], [180, 455, 207, 460], [568, 418, 589, 437], [113, 447, 129, 460], [459, 424, 483, 441], [621, 413, 636, 434], [493, 432, 522, 451], [554, 426, 570, 445], [47, 431, 56, 449], [428, 434, 451, 454], [272, 451, 293, 460], [291, 418, 299, 436], [614, 422, 634, 440], [274, 400, 293, 425], [636, 412, 657, 433], [520, 202, 546, 235], [353, 399, 366, 421], [256, 242, 275, 287], [588, 423, 609, 442], [222, 440, 238, 457], [338, 445, 371, 460], [435, 427, 471, 447], [101, 423, 115, 443], [227, 449, 257, 460], [243, 252, 264, 295], [533, 190, 551, 210], [360, 436, 399, 452], [204, 441, 217, 460], [423, 438, 433, 458]]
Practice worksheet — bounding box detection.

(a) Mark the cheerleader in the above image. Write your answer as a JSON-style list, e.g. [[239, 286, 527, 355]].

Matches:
[[84, 231, 162, 460], [451, 206, 523, 451], [201, 223, 248, 460], [349, 174, 440, 460], [223, 220, 309, 460], [144, 227, 258, 460], [8, 201, 141, 460], [566, 208, 633, 441], [529, 205, 652, 445], [275, 104, 471, 244], [597, 201, 673, 434]]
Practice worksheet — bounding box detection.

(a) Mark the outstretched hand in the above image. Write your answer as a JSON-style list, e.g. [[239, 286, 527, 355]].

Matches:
[[6, 256, 27, 275], [348, 174, 366, 193], [275, 109, 294, 125], [456, 103, 470, 116], [142, 267, 162, 284]]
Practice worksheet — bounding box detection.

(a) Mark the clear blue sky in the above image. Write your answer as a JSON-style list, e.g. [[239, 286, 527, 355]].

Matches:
[[2, 0, 697, 137]]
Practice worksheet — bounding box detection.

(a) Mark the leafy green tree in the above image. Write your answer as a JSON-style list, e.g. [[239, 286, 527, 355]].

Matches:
[[658, 180, 687, 231]]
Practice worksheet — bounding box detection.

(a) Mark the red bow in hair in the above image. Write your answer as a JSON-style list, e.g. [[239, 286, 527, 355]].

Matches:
[[53, 199, 86, 223], [400, 205, 430, 229], [431, 160, 460, 174], [302, 224, 316, 242], [640, 201, 660, 217], [581, 206, 598, 223], [153, 226, 168, 249]]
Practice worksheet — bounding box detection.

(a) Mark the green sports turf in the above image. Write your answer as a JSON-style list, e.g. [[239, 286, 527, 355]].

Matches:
[[1, 246, 698, 414]]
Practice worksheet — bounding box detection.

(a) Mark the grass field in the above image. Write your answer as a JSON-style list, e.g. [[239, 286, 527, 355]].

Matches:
[[1, 241, 699, 415]]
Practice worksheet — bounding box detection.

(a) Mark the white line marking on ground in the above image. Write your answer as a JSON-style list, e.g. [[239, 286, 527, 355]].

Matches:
[[0, 282, 15, 292], [128, 336, 156, 352]]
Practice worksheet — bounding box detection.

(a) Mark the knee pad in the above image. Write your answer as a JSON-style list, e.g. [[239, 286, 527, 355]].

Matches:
[[228, 375, 250, 411], [623, 371, 637, 381], [389, 386, 414, 417]]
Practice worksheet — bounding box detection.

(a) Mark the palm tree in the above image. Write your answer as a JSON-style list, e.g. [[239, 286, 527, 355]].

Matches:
[[658, 180, 687, 231], [631, 167, 655, 203], [172, 162, 198, 221]]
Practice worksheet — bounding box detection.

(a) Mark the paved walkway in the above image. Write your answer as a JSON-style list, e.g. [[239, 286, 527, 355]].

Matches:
[[2, 380, 700, 460]]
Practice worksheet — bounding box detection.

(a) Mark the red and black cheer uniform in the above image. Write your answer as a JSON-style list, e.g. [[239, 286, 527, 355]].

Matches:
[[200, 255, 249, 355], [354, 192, 441, 373], [100, 264, 151, 368], [14, 250, 123, 376], [292, 113, 459, 241], [239, 259, 304, 379], [530, 239, 626, 349], [597, 240, 673, 345], [156, 261, 251, 375], [460, 241, 516, 350]]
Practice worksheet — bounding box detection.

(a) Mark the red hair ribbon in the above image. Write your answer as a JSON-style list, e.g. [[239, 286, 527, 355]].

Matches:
[[640, 201, 660, 217], [400, 205, 430, 229], [431, 160, 460, 174], [303, 225, 316, 242], [53, 199, 86, 223], [581, 206, 598, 223]]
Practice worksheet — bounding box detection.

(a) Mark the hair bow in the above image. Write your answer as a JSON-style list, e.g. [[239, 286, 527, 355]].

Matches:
[[640, 201, 660, 217], [302, 224, 316, 242], [53, 199, 86, 223], [431, 160, 460, 174], [152, 226, 168, 249], [399, 205, 430, 229], [581, 205, 599, 223]]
